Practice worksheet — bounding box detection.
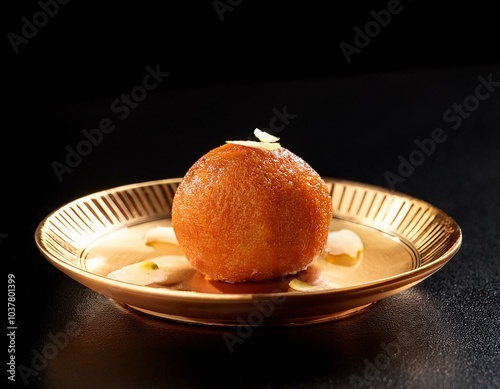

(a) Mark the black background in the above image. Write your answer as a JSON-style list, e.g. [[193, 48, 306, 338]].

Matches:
[[2, 0, 500, 228], [2, 1, 500, 388]]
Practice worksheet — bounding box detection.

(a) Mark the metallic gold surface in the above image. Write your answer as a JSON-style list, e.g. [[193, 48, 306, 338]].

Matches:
[[35, 177, 462, 326]]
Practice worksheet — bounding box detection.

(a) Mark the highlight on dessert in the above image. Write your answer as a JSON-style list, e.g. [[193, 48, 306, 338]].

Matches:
[[105, 129, 365, 289]]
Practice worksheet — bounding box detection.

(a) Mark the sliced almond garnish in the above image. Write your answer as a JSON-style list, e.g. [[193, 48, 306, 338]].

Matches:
[[226, 128, 281, 150], [107, 260, 167, 285], [254, 128, 280, 142], [324, 229, 364, 264], [288, 278, 331, 292], [107, 256, 195, 286]]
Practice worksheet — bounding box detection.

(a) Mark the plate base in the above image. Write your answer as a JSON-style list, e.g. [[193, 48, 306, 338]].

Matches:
[[124, 302, 375, 327]]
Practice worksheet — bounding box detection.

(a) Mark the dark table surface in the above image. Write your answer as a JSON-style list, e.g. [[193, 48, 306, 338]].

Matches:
[[3, 2, 500, 388]]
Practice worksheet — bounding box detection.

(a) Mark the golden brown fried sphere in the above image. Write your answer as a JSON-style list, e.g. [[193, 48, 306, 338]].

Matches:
[[171, 143, 333, 283]]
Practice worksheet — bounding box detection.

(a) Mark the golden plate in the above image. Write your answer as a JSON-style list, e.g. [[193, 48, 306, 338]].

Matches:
[[35, 177, 462, 326]]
